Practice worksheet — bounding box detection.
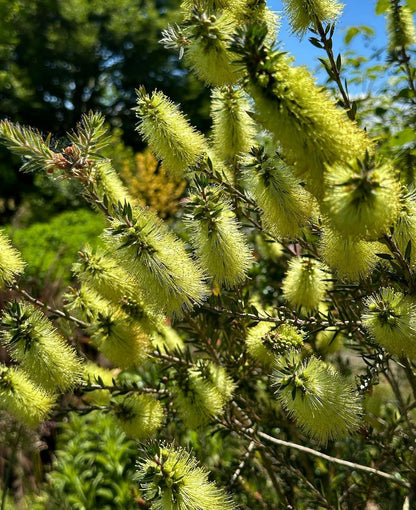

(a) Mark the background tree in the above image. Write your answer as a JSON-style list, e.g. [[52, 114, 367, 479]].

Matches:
[[0, 0, 209, 222]]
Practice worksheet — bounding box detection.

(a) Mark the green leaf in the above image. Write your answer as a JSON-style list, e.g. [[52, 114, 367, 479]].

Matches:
[[376, 0, 390, 14], [407, 0, 416, 13], [344, 26, 360, 44], [385, 127, 415, 147]]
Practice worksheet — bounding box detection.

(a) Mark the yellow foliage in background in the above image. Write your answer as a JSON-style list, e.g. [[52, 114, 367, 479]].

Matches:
[[121, 149, 187, 218]]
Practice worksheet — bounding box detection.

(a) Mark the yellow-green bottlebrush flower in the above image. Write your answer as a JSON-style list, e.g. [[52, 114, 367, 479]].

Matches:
[[254, 234, 283, 261], [134, 87, 207, 178], [64, 284, 110, 323], [272, 350, 362, 443], [237, 1, 280, 43], [0, 365, 55, 428], [89, 310, 151, 368], [196, 360, 236, 405], [82, 361, 116, 406], [92, 160, 133, 208], [362, 288, 416, 360], [232, 27, 370, 195], [186, 184, 253, 288], [0, 230, 25, 289], [323, 155, 401, 239], [173, 368, 225, 428], [211, 86, 257, 161], [0, 302, 83, 393], [73, 247, 143, 305], [282, 257, 330, 313], [151, 323, 185, 353], [243, 147, 314, 238], [315, 328, 345, 355], [184, 8, 243, 87], [246, 321, 304, 366], [393, 188, 416, 267], [282, 0, 344, 37], [111, 393, 164, 440], [320, 227, 380, 281], [386, 1, 416, 53], [104, 204, 207, 317], [136, 442, 236, 510], [73, 248, 162, 331], [181, 0, 246, 13]]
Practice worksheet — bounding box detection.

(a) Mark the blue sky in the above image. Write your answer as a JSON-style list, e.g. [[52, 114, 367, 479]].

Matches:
[[267, 0, 387, 77]]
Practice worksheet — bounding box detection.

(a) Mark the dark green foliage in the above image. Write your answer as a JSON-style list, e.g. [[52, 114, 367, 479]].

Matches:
[[0, 0, 210, 220], [30, 412, 138, 510]]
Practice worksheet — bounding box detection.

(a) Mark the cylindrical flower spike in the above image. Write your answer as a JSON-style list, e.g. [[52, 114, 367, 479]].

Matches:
[[211, 86, 257, 161], [184, 7, 243, 87], [186, 183, 253, 289], [151, 323, 185, 354], [181, 0, 246, 12], [136, 442, 237, 510], [0, 365, 56, 428], [386, 0, 416, 53], [393, 188, 416, 267], [282, 0, 344, 37], [232, 25, 370, 196], [92, 160, 133, 208], [324, 155, 401, 239], [196, 360, 236, 405], [64, 284, 110, 323], [104, 204, 207, 317], [0, 302, 84, 393], [272, 350, 362, 443], [320, 227, 380, 281], [73, 247, 144, 305], [173, 368, 225, 428], [362, 287, 416, 360], [243, 147, 314, 238], [0, 230, 25, 289], [282, 257, 330, 313], [111, 393, 164, 440], [82, 361, 116, 406], [246, 322, 304, 366], [237, 1, 280, 43], [254, 234, 284, 261], [135, 87, 207, 178], [89, 309, 151, 368]]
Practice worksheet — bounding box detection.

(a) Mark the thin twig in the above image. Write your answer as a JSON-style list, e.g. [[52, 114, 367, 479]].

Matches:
[[10, 283, 88, 328], [257, 430, 410, 489], [314, 19, 354, 118], [200, 303, 361, 331], [229, 440, 256, 487]]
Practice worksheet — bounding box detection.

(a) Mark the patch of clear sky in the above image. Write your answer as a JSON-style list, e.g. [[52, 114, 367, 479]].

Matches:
[[267, 0, 388, 92]]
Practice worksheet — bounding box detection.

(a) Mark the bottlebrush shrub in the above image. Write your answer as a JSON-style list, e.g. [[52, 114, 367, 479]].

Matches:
[[1, 0, 416, 508]]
